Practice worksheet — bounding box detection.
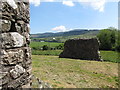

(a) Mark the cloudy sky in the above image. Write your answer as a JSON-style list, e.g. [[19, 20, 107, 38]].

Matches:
[[30, 0, 118, 34]]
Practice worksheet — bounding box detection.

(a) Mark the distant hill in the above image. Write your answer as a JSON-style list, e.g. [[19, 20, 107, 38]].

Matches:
[[31, 29, 100, 38]]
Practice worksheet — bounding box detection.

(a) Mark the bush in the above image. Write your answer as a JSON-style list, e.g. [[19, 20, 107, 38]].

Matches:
[[42, 45, 49, 50], [55, 44, 64, 50]]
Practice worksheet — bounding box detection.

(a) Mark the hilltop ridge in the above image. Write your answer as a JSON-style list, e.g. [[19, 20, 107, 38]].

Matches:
[[31, 29, 100, 38]]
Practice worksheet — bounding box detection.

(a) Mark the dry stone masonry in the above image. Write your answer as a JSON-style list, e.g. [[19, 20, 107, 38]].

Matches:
[[0, 0, 32, 88], [59, 38, 102, 61]]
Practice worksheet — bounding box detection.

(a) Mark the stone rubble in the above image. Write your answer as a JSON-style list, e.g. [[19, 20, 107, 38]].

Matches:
[[32, 75, 52, 89]]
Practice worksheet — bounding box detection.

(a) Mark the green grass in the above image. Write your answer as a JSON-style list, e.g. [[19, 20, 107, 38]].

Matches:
[[32, 50, 62, 56], [100, 51, 120, 63], [31, 49, 120, 63], [32, 55, 118, 88]]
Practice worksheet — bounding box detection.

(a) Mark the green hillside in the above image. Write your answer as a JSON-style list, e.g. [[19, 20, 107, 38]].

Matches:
[[31, 29, 99, 42]]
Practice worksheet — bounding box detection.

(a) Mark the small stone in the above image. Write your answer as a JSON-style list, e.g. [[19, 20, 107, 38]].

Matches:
[[17, 20, 25, 25], [10, 69, 19, 79], [6, 0, 18, 9], [11, 32, 25, 47], [0, 19, 11, 33], [10, 65, 25, 79], [15, 65, 25, 74], [22, 82, 31, 88]]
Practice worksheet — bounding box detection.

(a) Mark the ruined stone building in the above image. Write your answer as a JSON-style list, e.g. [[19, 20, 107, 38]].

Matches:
[[0, 0, 32, 88], [59, 38, 102, 61]]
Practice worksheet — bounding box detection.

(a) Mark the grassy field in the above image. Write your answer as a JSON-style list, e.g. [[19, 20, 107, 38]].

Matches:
[[32, 55, 118, 88], [30, 41, 120, 63], [31, 42, 119, 88], [32, 50, 62, 56], [100, 51, 120, 63], [32, 50, 120, 63]]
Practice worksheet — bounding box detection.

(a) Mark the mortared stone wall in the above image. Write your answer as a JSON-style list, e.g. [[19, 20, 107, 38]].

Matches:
[[59, 38, 102, 61], [0, 0, 32, 88]]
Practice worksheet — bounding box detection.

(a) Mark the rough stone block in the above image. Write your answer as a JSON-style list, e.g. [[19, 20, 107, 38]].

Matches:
[[1, 2, 16, 22], [16, 2, 30, 23], [15, 47, 31, 69], [0, 49, 24, 65], [24, 32, 31, 44], [26, 66, 32, 75], [0, 32, 26, 49], [0, 72, 10, 85], [1, 1, 29, 22], [10, 65, 25, 79], [15, 21, 31, 44], [0, 19, 11, 33], [8, 73, 30, 88]]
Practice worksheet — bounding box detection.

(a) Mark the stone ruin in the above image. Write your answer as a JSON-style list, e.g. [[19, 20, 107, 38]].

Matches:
[[0, 0, 32, 88], [0, 1, 52, 89], [59, 38, 102, 61]]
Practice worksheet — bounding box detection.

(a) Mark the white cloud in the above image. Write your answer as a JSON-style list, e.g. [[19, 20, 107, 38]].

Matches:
[[62, 1, 75, 7], [52, 25, 67, 32], [29, 0, 55, 6], [80, 0, 106, 12], [44, 0, 55, 2], [29, 0, 40, 6], [90, 0, 106, 12], [29, 0, 118, 12], [62, 0, 106, 12]]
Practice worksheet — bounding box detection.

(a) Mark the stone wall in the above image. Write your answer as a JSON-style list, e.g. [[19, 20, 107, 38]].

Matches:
[[0, 0, 32, 88], [59, 38, 102, 61]]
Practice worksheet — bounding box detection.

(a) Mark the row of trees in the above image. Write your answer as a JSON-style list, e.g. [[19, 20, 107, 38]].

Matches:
[[97, 27, 120, 52], [32, 44, 64, 51]]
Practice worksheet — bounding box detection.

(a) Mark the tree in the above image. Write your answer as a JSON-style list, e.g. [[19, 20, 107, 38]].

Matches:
[[42, 45, 49, 50], [115, 31, 120, 52], [97, 28, 116, 50]]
